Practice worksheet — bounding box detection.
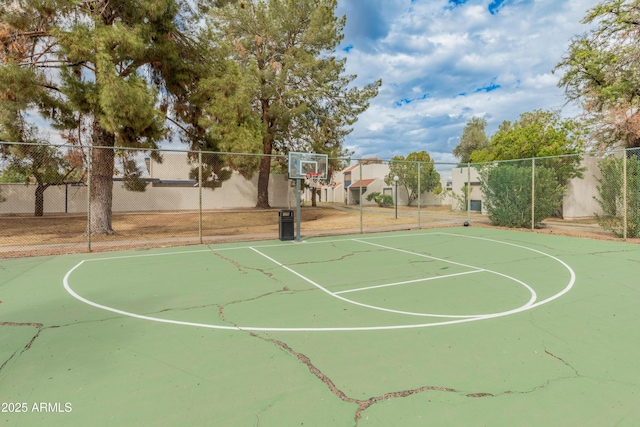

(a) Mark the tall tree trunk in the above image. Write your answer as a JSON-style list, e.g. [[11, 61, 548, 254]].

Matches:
[[256, 99, 272, 208], [256, 134, 272, 208], [34, 182, 46, 217], [89, 124, 116, 235]]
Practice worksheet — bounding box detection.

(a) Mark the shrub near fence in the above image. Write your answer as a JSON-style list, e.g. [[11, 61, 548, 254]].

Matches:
[[594, 149, 640, 238], [479, 160, 564, 228]]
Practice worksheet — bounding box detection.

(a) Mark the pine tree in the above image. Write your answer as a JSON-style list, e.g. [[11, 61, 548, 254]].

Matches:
[[0, 0, 231, 233], [210, 0, 380, 207]]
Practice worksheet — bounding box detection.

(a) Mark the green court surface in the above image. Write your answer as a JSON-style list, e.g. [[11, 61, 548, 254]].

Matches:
[[1, 227, 640, 426]]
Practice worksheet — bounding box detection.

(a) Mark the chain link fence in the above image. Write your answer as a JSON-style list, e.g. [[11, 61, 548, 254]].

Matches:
[[592, 148, 640, 238], [1, 141, 639, 256]]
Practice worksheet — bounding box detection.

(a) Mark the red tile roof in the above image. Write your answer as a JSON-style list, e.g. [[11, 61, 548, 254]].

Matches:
[[348, 179, 375, 189]]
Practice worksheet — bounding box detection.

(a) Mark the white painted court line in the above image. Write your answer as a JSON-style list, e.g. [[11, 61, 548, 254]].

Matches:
[[63, 261, 243, 331], [350, 238, 538, 308], [334, 270, 485, 295], [249, 244, 537, 319], [353, 238, 486, 270], [248, 247, 483, 318], [62, 231, 576, 332], [435, 232, 577, 309], [73, 230, 477, 264]]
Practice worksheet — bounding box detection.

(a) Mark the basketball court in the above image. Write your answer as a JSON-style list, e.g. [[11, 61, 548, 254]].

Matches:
[[2, 226, 640, 426]]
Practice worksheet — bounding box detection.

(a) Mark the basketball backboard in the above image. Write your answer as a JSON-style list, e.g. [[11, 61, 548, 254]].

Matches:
[[288, 152, 328, 180]]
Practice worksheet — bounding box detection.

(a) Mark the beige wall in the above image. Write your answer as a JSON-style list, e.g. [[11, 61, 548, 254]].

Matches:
[[0, 172, 291, 214], [148, 152, 193, 180], [563, 156, 603, 219], [450, 166, 483, 211], [0, 183, 84, 214]]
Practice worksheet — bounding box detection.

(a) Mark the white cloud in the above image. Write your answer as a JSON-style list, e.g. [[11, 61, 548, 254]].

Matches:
[[337, 0, 601, 162], [523, 73, 560, 90]]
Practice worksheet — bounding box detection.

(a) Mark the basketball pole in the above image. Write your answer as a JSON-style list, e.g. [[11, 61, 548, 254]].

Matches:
[[295, 178, 302, 242], [288, 151, 328, 243]]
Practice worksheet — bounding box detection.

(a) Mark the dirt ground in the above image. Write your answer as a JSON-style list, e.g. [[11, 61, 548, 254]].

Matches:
[[1, 204, 637, 256], [1, 205, 417, 243]]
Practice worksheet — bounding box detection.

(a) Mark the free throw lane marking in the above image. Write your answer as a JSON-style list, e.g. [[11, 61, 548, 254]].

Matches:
[[334, 270, 485, 295]]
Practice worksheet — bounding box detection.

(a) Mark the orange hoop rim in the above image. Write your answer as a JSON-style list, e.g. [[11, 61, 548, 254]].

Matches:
[[304, 172, 322, 188]]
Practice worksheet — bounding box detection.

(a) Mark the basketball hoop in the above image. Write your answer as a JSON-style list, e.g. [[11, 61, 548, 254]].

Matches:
[[304, 172, 322, 188]]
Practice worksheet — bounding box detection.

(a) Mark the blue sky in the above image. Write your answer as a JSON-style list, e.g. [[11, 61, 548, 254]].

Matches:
[[334, 0, 600, 169]]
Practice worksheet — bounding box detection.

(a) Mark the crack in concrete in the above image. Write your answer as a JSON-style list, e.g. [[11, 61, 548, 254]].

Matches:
[[464, 348, 582, 399], [252, 333, 582, 424], [200, 311, 449, 425], [464, 385, 543, 398], [587, 249, 637, 257], [124, 286, 297, 327], [249, 334, 458, 426], [211, 251, 277, 281], [171, 294, 560, 421], [155, 302, 221, 314], [465, 374, 581, 399], [0, 322, 45, 372], [286, 244, 383, 266], [0, 320, 581, 425], [217, 287, 294, 326], [466, 392, 498, 397], [254, 400, 279, 427], [477, 253, 548, 268], [293, 251, 359, 264], [545, 347, 580, 376]]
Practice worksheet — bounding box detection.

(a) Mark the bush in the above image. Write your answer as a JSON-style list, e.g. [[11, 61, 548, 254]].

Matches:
[[377, 194, 393, 207], [479, 164, 564, 228], [366, 192, 393, 207], [594, 155, 640, 238]]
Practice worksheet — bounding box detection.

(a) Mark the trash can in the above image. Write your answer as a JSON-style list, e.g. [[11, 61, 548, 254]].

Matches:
[[278, 210, 295, 241]]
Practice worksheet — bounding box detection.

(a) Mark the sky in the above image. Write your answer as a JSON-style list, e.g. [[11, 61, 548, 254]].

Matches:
[[334, 0, 601, 169], [25, 0, 600, 180]]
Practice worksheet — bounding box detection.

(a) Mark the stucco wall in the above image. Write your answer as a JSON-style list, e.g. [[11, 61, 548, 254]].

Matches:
[[562, 156, 603, 219], [0, 172, 290, 214]]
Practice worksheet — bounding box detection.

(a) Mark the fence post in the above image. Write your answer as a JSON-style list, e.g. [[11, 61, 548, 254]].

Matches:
[[359, 160, 363, 234], [531, 158, 535, 230], [87, 145, 92, 253], [296, 178, 301, 242], [623, 149, 627, 241], [417, 162, 421, 228], [467, 162, 471, 223], [198, 150, 203, 244]]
